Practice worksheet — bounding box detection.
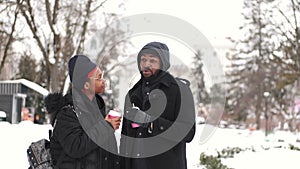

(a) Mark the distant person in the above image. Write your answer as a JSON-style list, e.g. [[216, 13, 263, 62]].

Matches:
[[33, 113, 43, 124], [21, 107, 33, 122], [120, 42, 196, 169], [45, 55, 121, 169]]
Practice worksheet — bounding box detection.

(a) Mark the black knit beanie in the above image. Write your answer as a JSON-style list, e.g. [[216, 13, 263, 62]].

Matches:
[[68, 55, 97, 90]]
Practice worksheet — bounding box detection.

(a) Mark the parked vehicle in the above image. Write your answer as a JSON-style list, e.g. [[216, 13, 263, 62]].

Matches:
[[0, 111, 7, 121]]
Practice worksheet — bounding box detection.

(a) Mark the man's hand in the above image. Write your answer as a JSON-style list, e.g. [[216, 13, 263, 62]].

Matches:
[[125, 107, 153, 127], [105, 115, 121, 130]]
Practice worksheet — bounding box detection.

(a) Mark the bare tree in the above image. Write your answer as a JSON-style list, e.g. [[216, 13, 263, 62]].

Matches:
[[271, 0, 300, 89], [0, 1, 19, 78], [226, 0, 300, 131], [82, 12, 131, 110], [15, 0, 124, 92], [269, 0, 300, 130]]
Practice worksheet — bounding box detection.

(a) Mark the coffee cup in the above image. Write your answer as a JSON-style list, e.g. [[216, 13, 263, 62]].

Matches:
[[108, 110, 121, 119]]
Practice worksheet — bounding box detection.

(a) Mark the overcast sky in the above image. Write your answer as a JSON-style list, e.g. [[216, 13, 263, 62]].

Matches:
[[115, 0, 244, 67], [123, 0, 244, 40], [106, 0, 245, 85]]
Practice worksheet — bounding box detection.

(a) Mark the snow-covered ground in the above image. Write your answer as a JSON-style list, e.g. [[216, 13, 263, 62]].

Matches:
[[187, 123, 300, 169], [1, 120, 300, 169]]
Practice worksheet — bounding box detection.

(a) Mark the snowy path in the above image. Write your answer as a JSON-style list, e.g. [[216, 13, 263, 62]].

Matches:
[[1, 121, 300, 169]]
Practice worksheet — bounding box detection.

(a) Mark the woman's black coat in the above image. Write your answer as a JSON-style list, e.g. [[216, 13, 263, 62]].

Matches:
[[45, 91, 120, 169]]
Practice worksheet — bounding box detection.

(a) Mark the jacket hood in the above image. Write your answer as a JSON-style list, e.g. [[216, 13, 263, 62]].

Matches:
[[137, 42, 170, 71]]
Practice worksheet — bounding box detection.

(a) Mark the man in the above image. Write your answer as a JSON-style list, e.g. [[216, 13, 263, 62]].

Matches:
[[45, 55, 121, 169], [120, 42, 195, 169]]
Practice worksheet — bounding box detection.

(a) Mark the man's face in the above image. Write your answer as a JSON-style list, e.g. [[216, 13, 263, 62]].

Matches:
[[140, 54, 161, 78], [88, 67, 106, 94]]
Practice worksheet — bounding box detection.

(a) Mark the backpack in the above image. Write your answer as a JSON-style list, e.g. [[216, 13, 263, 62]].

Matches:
[[27, 128, 65, 169], [175, 77, 196, 142], [175, 77, 190, 87], [27, 105, 71, 169], [27, 137, 54, 169]]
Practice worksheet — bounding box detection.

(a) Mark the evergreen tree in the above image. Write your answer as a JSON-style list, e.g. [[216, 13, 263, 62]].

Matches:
[[191, 50, 210, 105], [16, 53, 37, 82], [226, 0, 277, 128], [222, 0, 300, 131], [16, 52, 47, 123]]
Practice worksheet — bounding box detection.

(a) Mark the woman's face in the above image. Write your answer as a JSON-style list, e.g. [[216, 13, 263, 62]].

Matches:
[[88, 67, 106, 94]]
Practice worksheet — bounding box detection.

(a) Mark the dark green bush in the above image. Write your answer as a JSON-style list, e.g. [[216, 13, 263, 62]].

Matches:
[[200, 153, 230, 169], [199, 145, 300, 168]]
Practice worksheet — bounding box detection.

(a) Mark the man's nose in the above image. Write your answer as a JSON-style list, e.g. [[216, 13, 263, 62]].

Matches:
[[144, 60, 152, 67]]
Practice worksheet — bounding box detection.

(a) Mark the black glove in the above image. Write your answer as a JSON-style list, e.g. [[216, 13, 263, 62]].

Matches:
[[125, 107, 153, 127]]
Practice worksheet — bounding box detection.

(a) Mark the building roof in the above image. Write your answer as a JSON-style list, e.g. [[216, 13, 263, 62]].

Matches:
[[0, 79, 49, 96]]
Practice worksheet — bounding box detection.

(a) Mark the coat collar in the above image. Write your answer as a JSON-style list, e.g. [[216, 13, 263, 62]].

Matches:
[[132, 71, 174, 91]]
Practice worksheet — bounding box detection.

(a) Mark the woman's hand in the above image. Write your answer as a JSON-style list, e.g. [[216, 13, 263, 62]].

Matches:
[[105, 115, 121, 130]]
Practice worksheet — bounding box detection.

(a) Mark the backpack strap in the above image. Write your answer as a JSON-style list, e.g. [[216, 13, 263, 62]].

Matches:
[[48, 130, 52, 141], [175, 77, 190, 86]]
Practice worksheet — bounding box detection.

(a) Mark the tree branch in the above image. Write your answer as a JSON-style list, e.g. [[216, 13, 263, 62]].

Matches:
[[90, 0, 108, 13], [76, 0, 92, 53], [0, 2, 18, 74]]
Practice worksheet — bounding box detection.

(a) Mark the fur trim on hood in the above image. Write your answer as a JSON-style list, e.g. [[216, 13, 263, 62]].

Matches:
[[44, 92, 73, 125]]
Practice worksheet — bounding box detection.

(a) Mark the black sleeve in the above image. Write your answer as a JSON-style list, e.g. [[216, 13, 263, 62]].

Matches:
[[54, 108, 99, 158], [151, 82, 196, 143]]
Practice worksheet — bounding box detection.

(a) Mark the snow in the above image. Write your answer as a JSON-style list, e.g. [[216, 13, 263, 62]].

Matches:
[[1, 121, 300, 169], [187, 125, 300, 169], [0, 121, 52, 168]]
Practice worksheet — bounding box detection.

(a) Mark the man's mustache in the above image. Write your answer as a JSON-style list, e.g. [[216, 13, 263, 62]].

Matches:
[[141, 67, 153, 74]]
